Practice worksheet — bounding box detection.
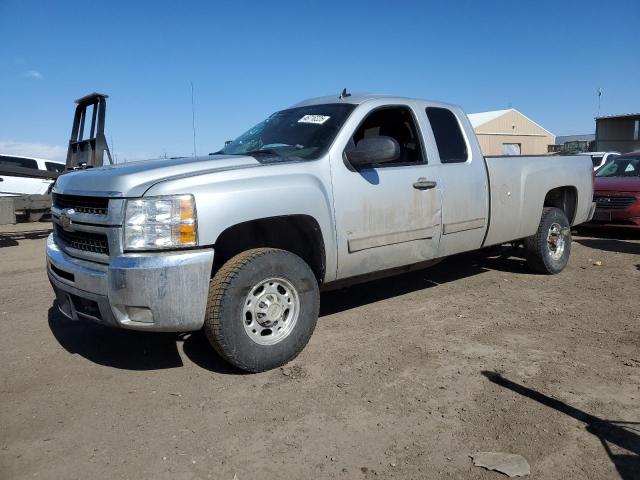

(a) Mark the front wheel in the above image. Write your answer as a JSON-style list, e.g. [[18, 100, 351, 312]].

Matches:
[[524, 207, 572, 274], [204, 248, 320, 372]]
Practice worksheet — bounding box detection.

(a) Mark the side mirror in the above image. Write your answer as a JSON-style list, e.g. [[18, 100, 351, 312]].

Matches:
[[345, 136, 400, 166]]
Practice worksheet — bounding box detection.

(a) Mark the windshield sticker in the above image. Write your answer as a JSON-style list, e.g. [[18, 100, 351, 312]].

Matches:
[[298, 115, 330, 125]]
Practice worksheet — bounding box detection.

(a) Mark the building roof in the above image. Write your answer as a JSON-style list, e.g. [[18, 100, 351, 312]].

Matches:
[[467, 108, 554, 137], [556, 134, 595, 144], [596, 112, 640, 120], [467, 109, 512, 128]]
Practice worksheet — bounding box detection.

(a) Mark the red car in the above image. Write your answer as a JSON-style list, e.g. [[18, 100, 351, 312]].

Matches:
[[589, 151, 640, 229]]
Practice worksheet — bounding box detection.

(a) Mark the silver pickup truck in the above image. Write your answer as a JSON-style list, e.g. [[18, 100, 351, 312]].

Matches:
[[47, 93, 595, 372]]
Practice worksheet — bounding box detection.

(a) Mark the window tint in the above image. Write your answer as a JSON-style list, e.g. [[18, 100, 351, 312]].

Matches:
[[45, 162, 65, 172], [0, 155, 38, 169], [596, 157, 640, 177], [348, 106, 424, 165], [426, 107, 468, 163]]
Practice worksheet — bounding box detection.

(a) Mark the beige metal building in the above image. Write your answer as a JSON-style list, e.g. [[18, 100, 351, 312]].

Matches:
[[595, 113, 640, 153], [467, 108, 555, 156]]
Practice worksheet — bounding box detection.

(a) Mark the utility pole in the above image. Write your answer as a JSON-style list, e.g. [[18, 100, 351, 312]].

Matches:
[[597, 88, 602, 117], [191, 82, 197, 158], [110, 136, 116, 163]]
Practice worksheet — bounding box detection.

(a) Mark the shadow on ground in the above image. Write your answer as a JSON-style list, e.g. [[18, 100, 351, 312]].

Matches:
[[574, 228, 640, 255], [482, 371, 640, 480], [319, 246, 528, 316], [47, 246, 530, 373], [575, 238, 640, 256], [47, 306, 245, 375], [0, 228, 52, 247]]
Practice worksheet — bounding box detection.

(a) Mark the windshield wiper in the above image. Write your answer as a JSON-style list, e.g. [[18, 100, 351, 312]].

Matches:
[[243, 148, 282, 156]]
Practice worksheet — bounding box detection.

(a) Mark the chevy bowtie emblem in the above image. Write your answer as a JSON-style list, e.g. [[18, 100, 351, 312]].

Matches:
[[59, 209, 74, 231]]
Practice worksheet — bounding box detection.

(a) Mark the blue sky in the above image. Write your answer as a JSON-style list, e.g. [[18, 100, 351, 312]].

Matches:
[[0, 0, 638, 161]]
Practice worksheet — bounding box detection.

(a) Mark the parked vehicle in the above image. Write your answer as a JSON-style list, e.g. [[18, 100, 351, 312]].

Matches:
[[0, 155, 65, 222], [588, 151, 640, 229], [0, 154, 64, 196], [577, 151, 620, 171], [46, 93, 595, 372]]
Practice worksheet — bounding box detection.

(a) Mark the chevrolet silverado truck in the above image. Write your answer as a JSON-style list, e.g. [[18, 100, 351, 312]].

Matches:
[[47, 93, 595, 372]]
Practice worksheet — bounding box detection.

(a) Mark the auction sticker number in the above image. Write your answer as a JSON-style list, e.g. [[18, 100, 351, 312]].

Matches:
[[298, 115, 330, 125]]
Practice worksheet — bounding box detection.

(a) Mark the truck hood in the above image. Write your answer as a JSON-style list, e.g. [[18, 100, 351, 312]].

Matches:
[[54, 154, 262, 197], [594, 176, 640, 193]]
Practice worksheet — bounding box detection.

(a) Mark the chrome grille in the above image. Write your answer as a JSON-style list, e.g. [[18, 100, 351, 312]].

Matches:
[[52, 193, 109, 215], [54, 224, 109, 255], [593, 195, 637, 210]]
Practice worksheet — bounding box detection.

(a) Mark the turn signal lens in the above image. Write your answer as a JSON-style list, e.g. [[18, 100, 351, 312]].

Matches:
[[179, 224, 197, 245]]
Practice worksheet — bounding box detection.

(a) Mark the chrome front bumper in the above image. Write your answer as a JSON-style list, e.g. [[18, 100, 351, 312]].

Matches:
[[46, 234, 214, 331]]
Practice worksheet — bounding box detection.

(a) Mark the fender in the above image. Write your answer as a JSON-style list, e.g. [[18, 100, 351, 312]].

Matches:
[[143, 159, 338, 282]]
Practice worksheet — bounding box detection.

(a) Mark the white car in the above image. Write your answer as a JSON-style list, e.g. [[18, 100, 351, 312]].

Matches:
[[0, 154, 64, 196], [577, 151, 621, 171]]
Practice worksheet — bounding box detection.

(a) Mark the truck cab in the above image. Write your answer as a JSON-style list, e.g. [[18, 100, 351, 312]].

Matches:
[[317, 96, 489, 277]]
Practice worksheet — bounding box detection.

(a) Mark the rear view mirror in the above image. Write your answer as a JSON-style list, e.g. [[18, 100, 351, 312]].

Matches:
[[345, 136, 400, 166]]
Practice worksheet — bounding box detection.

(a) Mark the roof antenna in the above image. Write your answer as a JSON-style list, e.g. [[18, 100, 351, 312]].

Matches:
[[339, 88, 351, 99]]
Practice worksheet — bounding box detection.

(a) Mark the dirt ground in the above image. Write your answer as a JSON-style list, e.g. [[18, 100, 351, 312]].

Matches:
[[0, 222, 638, 480]]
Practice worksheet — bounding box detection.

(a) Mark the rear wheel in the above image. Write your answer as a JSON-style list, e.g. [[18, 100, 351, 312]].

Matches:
[[524, 207, 572, 274], [204, 248, 319, 372]]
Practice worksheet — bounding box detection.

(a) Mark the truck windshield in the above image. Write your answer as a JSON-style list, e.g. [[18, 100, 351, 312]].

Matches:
[[220, 103, 356, 160], [595, 157, 640, 177]]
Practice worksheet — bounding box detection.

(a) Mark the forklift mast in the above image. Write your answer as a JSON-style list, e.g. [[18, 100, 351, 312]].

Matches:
[[0, 92, 114, 224], [66, 92, 113, 169]]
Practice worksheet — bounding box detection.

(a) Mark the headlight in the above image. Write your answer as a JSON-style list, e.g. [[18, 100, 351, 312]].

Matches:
[[124, 195, 197, 250]]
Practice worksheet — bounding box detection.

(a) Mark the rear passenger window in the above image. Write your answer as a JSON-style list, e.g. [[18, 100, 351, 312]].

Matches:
[[426, 107, 468, 163], [0, 155, 38, 169]]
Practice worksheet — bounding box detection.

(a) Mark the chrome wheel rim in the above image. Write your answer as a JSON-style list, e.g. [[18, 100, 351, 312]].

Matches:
[[547, 222, 566, 261], [242, 277, 300, 345]]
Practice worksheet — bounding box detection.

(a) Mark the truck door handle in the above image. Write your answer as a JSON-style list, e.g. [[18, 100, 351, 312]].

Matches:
[[413, 178, 437, 190]]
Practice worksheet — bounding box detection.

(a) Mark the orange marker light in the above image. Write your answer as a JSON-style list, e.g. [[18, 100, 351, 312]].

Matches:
[[179, 224, 197, 245]]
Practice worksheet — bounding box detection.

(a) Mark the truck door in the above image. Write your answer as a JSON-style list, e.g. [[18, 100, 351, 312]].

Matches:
[[330, 103, 442, 279], [420, 106, 489, 257]]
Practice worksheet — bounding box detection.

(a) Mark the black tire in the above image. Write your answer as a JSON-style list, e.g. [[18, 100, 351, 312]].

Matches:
[[204, 248, 319, 372], [524, 207, 572, 274]]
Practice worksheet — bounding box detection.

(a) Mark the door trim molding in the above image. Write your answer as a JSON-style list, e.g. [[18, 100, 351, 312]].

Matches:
[[443, 217, 485, 235], [348, 226, 436, 253]]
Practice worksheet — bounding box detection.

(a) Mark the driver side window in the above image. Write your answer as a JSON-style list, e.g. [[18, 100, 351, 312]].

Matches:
[[348, 106, 425, 166]]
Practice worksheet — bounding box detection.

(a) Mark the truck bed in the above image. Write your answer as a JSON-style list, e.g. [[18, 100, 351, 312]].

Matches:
[[483, 154, 593, 247]]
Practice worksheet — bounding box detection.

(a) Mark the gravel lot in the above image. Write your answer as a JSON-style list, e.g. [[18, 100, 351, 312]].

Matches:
[[1, 222, 638, 480]]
